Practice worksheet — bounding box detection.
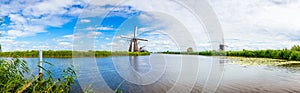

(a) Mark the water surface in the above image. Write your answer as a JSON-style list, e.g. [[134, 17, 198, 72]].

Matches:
[[24, 54, 300, 93]]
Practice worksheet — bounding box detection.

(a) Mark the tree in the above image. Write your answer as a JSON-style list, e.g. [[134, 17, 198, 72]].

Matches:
[[291, 45, 300, 51], [187, 47, 193, 52]]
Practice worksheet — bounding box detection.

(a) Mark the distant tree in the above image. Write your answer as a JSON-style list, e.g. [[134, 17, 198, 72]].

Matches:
[[187, 47, 193, 52], [291, 45, 300, 51]]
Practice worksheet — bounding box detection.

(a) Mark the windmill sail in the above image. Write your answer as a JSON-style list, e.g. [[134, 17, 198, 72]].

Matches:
[[134, 26, 138, 38]]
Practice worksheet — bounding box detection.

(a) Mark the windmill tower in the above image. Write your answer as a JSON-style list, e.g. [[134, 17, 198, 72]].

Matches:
[[121, 26, 148, 52]]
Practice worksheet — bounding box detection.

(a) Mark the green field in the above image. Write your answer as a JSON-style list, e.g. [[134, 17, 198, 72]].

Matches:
[[162, 45, 300, 61], [0, 50, 150, 58]]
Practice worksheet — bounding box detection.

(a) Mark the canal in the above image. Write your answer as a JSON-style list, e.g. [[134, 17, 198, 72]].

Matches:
[[24, 54, 300, 93]]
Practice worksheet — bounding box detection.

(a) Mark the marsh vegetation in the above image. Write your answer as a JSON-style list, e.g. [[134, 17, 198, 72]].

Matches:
[[0, 58, 76, 92], [0, 50, 150, 58]]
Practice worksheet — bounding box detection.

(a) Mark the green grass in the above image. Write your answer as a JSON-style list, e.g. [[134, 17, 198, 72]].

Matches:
[[0, 58, 76, 92], [161, 49, 300, 61], [0, 50, 150, 58], [161, 45, 300, 67], [227, 57, 300, 66], [227, 57, 300, 71], [161, 51, 226, 56]]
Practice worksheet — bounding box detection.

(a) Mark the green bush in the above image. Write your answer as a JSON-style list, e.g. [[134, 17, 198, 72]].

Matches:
[[0, 50, 150, 58], [0, 58, 76, 92], [291, 45, 300, 51]]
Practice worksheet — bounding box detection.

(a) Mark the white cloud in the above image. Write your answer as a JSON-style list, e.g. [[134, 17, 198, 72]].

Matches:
[[121, 1, 210, 51], [0, 0, 83, 51], [1, 0, 299, 51], [209, 0, 300, 50], [85, 26, 115, 31], [58, 42, 72, 46], [8, 14, 26, 24], [0, 38, 14, 44], [80, 19, 91, 23], [87, 31, 102, 37], [62, 34, 74, 40], [107, 42, 117, 46], [6, 25, 46, 37], [0, 0, 89, 51], [109, 0, 300, 51], [22, 0, 73, 17], [30, 15, 71, 27], [0, 0, 81, 38]]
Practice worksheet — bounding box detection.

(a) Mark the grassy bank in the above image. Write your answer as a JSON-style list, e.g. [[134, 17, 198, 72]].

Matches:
[[226, 49, 300, 61], [161, 50, 300, 68], [227, 57, 300, 66], [0, 50, 150, 58], [0, 58, 76, 92], [227, 57, 300, 71], [161, 45, 300, 61], [162, 50, 300, 61]]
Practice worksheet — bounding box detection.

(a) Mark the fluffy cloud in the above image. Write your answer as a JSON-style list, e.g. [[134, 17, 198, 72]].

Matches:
[[80, 19, 91, 23], [0, 0, 83, 38], [121, 1, 210, 51], [7, 25, 45, 37], [209, 0, 300, 50], [1, 0, 299, 51], [0, 0, 85, 51], [85, 27, 115, 31], [104, 0, 300, 51], [87, 31, 102, 37], [21, 0, 73, 17]]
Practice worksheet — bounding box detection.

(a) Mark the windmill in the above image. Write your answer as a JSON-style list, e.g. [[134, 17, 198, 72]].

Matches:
[[219, 38, 228, 51], [121, 26, 148, 52]]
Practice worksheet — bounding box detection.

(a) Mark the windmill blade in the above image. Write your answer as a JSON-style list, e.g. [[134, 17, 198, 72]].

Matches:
[[134, 26, 137, 38], [136, 38, 148, 41]]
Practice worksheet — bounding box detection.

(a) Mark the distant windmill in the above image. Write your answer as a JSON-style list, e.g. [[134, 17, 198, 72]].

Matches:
[[219, 38, 228, 51], [121, 26, 148, 52]]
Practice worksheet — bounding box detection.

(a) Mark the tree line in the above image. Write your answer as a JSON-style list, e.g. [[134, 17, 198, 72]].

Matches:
[[162, 45, 300, 61], [226, 49, 300, 61], [0, 50, 150, 58]]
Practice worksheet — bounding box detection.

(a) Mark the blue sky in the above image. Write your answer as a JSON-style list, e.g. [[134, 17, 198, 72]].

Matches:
[[0, 0, 300, 52]]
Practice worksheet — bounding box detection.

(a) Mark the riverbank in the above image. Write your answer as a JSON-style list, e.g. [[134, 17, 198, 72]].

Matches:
[[0, 50, 150, 58], [161, 49, 300, 68], [227, 56, 300, 67], [161, 49, 300, 61]]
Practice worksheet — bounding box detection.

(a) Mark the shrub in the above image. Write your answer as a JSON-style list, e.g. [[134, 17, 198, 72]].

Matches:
[[0, 58, 76, 92]]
